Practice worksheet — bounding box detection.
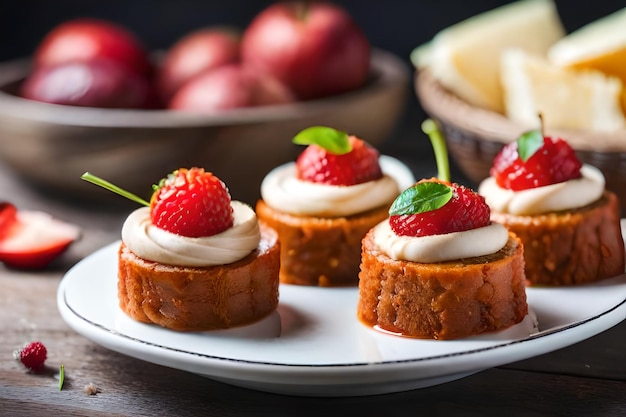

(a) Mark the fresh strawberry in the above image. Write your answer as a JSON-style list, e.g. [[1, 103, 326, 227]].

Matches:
[[16, 341, 47, 371], [491, 130, 582, 191], [81, 168, 234, 237], [389, 179, 491, 237], [0, 206, 80, 269], [293, 126, 383, 186], [150, 167, 234, 237], [389, 120, 490, 237]]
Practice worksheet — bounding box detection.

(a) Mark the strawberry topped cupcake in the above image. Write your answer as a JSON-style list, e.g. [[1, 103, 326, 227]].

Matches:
[[357, 120, 528, 340], [83, 168, 280, 331], [478, 128, 625, 286], [256, 126, 403, 287]]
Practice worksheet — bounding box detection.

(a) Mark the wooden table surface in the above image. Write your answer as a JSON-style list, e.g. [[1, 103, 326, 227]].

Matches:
[[1, 119, 625, 417]]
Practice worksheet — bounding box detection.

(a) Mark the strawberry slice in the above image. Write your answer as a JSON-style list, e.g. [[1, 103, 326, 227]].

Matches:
[[491, 130, 582, 191], [0, 202, 18, 237], [293, 126, 383, 186], [0, 207, 80, 269], [389, 179, 491, 237]]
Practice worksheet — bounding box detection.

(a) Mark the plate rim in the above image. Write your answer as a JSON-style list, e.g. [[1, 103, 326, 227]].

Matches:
[[56, 241, 626, 395]]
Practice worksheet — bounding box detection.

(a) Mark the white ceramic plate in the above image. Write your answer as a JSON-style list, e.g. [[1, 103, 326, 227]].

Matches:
[[57, 238, 625, 397]]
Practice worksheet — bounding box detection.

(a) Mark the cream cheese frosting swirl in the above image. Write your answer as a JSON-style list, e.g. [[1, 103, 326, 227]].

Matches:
[[121, 201, 260, 267], [478, 164, 605, 216], [372, 220, 509, 263], [260, 162, 400, 217]]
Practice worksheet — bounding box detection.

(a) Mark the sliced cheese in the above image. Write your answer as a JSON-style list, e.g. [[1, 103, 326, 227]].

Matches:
[[425, 0, 565, 113], [549, 7, 626, 88], [501, 48, 626, 131]]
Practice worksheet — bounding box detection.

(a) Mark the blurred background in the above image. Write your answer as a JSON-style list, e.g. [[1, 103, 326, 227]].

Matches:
[[0, 0, 624, 192], [2, 1, 624, 64]]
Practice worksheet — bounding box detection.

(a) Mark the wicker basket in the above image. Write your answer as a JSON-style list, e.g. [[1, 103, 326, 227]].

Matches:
[[415, 69, 626, 213]]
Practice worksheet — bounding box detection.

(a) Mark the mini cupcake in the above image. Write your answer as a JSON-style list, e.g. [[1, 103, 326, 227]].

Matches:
[[357, 120, 528, 339], [256, 126, 404, 286], [84, 168, 280, 331], [478, 127, 624, 285], [358, 179, 528, 340]]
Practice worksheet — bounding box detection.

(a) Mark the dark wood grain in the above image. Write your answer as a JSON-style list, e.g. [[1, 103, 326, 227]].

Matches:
[[1, 125, 624, 417]]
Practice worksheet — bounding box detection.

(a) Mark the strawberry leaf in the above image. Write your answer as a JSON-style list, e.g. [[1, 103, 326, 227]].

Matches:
[[389, 182, 453, 216], [517, 129, 544, 162], [292, 126, 351, 155]]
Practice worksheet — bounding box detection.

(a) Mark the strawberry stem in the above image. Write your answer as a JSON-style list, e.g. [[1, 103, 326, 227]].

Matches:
[[59, 364, 65, 391], [421, 119, 450, 182], [81, 172, 150, 206]]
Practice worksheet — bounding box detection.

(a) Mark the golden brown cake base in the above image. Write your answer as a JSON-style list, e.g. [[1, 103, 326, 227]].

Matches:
[[490, 191, 625, 286], [357, 231, 528, 340], [117, 224, 280, 331], [256, 199, 391, 287]]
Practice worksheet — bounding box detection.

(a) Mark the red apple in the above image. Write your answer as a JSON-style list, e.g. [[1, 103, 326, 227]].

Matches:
[[168, 64, 295, 113], [157, 26, 241, 102], [33, 18, 152, 76], [240, 1, 370, 100], [20, 58, 157, 109]]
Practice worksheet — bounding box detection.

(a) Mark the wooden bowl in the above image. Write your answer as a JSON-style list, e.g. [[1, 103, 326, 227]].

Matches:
[[0, 49, 409, 206], [415, 69, 626, 213]]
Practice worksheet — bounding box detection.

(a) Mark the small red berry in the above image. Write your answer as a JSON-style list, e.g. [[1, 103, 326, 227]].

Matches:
[[390, 181, 491, 237], [16, 341, 47, 371], [491, 135, 582, 191], [295, 135, 383, 185], [150, 168, 234, 237]]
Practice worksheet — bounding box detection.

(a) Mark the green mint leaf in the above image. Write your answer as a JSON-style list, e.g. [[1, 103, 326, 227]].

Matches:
[[517, 129, 544, 162], [81, 172, 150, 207], [292, 126, 351, 154], [389, 182, 453, 216]]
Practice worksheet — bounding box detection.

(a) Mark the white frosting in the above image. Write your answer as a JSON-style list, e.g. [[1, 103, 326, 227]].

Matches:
[[478, 164, 605, 215], [260, 162, 400, 217], [121, 201, 260, 267], [372, 220, 510, 263]]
